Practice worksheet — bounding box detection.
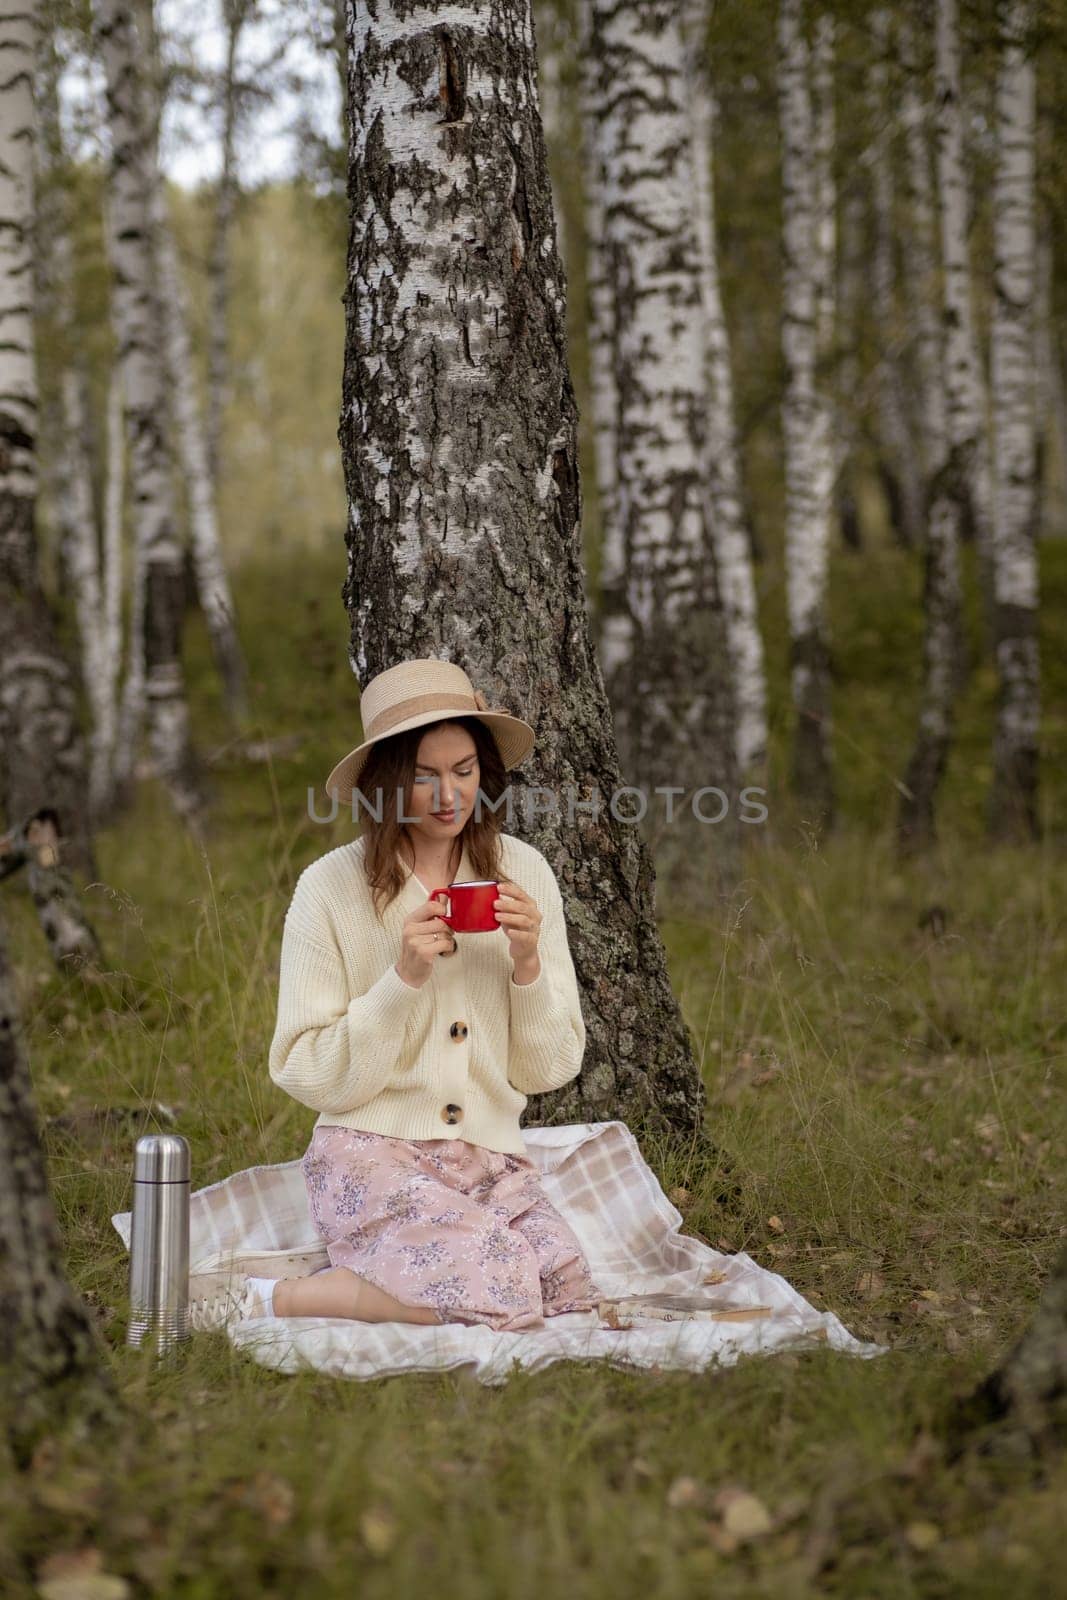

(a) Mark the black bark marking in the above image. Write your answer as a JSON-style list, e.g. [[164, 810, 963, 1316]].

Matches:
[[437, 30, 467, 122]]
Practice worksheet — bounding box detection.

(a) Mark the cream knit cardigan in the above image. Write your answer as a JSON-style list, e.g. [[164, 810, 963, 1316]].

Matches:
[[268, 831, 586, 1156]]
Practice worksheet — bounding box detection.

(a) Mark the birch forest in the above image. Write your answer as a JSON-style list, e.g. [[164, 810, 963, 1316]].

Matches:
[[2, 0, 1066, 1588]]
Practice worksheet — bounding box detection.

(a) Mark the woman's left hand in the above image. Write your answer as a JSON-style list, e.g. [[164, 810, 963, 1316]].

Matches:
[[494, 879, 542, 965]]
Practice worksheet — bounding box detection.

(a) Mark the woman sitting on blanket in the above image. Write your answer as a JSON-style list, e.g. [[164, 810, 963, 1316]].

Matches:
[[190, 658, 603, 1332]]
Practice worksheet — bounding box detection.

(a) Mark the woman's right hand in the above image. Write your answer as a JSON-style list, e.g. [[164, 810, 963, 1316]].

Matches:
[[395, 893, 456, 988]]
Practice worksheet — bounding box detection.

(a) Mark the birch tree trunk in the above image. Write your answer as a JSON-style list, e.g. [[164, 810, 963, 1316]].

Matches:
[[896, 2, 964, 852], [579, 0, 740, 901], [0, 0, 101, 969], [0, 910, 118, 1462], [93, 0, 204, 827], [935, 0, 997, 631], [777, 0, 835, 825], [339, 0, 726, 1149], [136, 0, 248, 723], [867, 7, 923, 550], [102, 364, 126, 794], [207, 0, 254, 493], [682, 0, 767, 778], [834, 182, 865, 551], [576, 0, 623, 685], [0, 4, 113, 1464], [988, 0, 1039, 840], [34, 27, 118, 824], [536, 0, 567, 269]]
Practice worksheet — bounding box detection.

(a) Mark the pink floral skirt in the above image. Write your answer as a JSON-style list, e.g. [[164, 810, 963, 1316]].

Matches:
[[301, 1125, 603, 1332]]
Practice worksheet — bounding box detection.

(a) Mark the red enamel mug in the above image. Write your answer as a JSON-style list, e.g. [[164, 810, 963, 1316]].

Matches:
[[430, 879, 500, 934]]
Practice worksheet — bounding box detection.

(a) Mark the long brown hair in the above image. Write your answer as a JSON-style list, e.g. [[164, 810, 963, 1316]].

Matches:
[[358, 716, 509, 919]]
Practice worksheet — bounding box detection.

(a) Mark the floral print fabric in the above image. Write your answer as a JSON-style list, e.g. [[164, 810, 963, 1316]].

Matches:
[[302, 1124, 603, 1331]]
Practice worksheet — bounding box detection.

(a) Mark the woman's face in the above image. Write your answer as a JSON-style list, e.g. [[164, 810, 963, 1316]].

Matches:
[[407, 725, 480, 836]]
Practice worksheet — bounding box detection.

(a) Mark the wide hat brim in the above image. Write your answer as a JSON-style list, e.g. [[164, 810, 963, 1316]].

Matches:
[[325, 707, 536, 803]]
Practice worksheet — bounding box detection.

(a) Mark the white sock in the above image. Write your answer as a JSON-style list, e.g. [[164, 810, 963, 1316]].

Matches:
[[246, 1276, 280, 1317]]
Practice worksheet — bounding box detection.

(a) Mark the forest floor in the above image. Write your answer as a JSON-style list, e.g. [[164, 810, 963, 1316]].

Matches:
[[2, 537, 1066, 1597]]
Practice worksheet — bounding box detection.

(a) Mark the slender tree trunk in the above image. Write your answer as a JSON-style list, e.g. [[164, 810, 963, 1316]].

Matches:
[[34, 28, 119, 826], [135, 0, 248, 723], [935, 0, 997, 633], [988, 0, 1039, 841], [896, 1, 964, 852], [576, 0, 623, 683], [0, 4, 114, 1467], [580, 0, 740, 901], [537, 0, 567, 268], [93, 0, 204, 827], [777, 0, 835, 826], [207, 0, 253, 494], [339, 0, 726, 1151], [834, 182, 865, 551], [1034, 218, 1067, 539], [682, 0, 767, 778], [867, 7, 923, 550], [0, 0, 100, 970], [101, 363, 126, 799]]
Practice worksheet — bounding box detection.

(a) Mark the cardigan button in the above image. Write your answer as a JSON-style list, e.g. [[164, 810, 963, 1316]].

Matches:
[[449, 1020, 468, 1041], [442, 1103, 463, 1124]]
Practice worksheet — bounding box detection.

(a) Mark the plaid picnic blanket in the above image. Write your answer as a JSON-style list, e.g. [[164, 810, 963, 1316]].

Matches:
[[112, 1119, 889, 1385]]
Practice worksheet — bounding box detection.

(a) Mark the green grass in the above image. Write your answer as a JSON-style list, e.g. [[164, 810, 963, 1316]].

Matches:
[[2, 537, 1066, 1597]]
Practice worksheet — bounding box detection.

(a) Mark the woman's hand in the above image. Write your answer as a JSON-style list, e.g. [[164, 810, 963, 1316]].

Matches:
[[494, 879, 543, 979], [395, 893, 457, 988]]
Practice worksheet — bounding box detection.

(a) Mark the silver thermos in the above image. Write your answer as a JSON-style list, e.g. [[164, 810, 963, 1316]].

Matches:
[[127, 1133, 190, 1355]]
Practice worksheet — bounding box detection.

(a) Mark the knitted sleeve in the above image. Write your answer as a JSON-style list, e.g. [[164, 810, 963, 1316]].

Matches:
[[507, 857, 586, 1095], [267, 882, 420, 1116]]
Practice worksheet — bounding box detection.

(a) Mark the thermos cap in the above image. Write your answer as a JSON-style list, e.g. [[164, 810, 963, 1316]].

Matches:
[[133, 1133, 190, 1183]]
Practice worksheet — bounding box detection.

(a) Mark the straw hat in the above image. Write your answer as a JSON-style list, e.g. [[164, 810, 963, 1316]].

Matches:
[[325, 658, 536, 803]]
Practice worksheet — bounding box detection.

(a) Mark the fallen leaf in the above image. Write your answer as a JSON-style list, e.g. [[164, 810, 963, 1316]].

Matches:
[[37, 1575, 131, 1600], [359, 1505, 398, 1557], [767, 1215, 786, 1233], [854, 1271, 886, 1299], [711, 1487, 773, 1542], [702, 1271, 729, 1286], [249, 1472, 294, 1528], [38, 1551, 102, 1583], [666, 1475, 706, 1510], [667, 1187, 692, 1209], [905, 1520, 941, 1552]]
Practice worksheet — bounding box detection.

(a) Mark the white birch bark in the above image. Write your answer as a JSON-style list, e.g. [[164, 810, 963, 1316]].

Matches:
[[34, 32, 118, 821], [866, 8, 923, 549], [935, 0, 996, 622], [102, 363, 125, 780], [682, 0, 767, 776], [0, 0, 100, 962], [899, 11, 948, 475], [576, 0, 624, 691], [777, 0, 835, 821], [536, 0, 567, 268], [989, 0, 1039, 837], [93, 0, 203, 826], [895, 3, 964, 850], [207, 0, 253, 491], [134, 0, 247, 722], [579, 0, 740, 893]]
